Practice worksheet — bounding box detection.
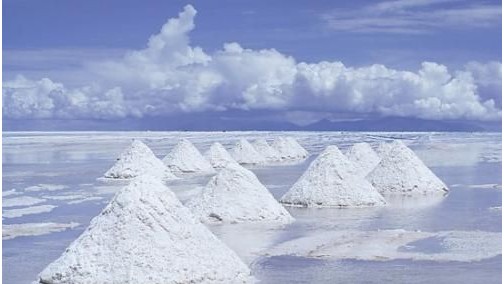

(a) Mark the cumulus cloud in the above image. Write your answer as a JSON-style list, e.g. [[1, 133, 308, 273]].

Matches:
[[3, 5, 502, 121]]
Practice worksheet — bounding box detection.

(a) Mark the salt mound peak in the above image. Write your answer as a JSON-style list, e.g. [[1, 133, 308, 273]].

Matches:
[[37, 175, 252, 284], [367, 140, 449, 195], [163, 139, 216, 175], [230, 139, 267, 165], [186, 164, 294, 224], [280, 145, 386, 208], [375, 141, 395, 158], [104, 140, 177, 180], [271, 137, 309, 160], [345, 142, 381, 176], [204, 142, 239, 169], [251, 138, 281, 162]]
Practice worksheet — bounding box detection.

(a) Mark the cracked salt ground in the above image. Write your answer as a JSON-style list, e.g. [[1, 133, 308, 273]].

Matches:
[[3, 132, 502, 284]]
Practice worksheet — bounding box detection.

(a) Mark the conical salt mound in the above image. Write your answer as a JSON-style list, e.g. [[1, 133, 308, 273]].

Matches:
[[163, 139, 216, 175], [104, 140, 178, 180], [367, 141, 449, 195], [205, 142, 239, 169], [271, 137, 308, 160], [230, 139, 267, 165], [186, 164, 294, 224], [345, 142, 381, 176], [37, 175, 252, 284], [280, 145, 386, 208], [286, 137, 309, 158], [251, 138, 281, 162], [375, 141, 394, 158]]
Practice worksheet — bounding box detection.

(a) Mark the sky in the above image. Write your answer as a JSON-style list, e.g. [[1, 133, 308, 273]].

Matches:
[[3, 0, 502, 129]]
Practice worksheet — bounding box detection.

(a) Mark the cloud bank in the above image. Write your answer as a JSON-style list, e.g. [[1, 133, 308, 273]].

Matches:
[[3, 5, 501, 121]]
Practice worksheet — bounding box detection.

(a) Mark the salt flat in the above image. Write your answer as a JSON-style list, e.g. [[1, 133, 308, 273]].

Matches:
[[2, 131, 502, 284]]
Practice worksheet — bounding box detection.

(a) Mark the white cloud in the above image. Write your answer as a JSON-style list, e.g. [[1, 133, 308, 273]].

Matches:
[[2, 4, 501, 122], [322, 0, 501, 34]]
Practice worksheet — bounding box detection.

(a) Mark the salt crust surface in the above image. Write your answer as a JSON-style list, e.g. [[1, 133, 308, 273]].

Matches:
[[3, 196, 46, 208], [266, 229, 502, 262], [104, 140, 177, 180], [230, 139, 267, 165], [204, 142, 239, 169], [3, 205, 57, 219], [281, 145, 386, 207], [3, 222, 79, 240], [37, 175, 252, 284], [186, 164, 294, 224], [163, 139, 216, 175], [25, 184, 68, 192], [367, 141, 449, 195]]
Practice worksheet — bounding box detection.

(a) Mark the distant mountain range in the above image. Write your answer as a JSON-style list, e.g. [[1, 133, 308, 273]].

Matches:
[[4, 116, 501, 132]]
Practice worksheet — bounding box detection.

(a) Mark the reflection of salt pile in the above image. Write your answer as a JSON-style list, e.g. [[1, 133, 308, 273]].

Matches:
[[37, 175, 252, 283], [186, 164, 294, 224], [375, 141, 394, 158], [280, 146, 386, 207], [204, 142, 239, 169], [345, 142, 381, 176], [104, 140, 177, 180], [367, 140, 449, 195], [163, 139, 215, 175], [251, 138, 281, 162], [230, 139, 267, 165], [271, 137, 309, 160]]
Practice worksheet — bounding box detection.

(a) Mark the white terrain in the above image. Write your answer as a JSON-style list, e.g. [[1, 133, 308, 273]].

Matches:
[[163, 139, 216, 175]]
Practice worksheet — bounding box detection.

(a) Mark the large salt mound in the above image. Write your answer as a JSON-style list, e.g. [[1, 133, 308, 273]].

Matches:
[[345, 142, 381, 176], [251, 138, 281, 162], [367, 140, 449, 195], [230, 139, 267, 165], [104, 140, 177, 180], [163, 139, 216, 175], [37, 175, 252, 284], [271, 137, 309, 160], [204, 142, 239, 169], [280, 145, 386, 208], [186, 164, 294, 224]]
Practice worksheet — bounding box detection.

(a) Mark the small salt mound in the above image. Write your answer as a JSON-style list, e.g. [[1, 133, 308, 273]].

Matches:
[[345, 142, 381, 176], [280, 145, 386, 208], [163, 139, 216, 175], [104, 140, 177, 180], [186, 164, 294, 224], [271, 137, 308, 160], [251, 138, 281, 162], [367, 140, 449, 195], [230, 139, 267, 165], [37, 175, 252, 284], [375, 141, 394, 158], [205, 142, 239, 169]]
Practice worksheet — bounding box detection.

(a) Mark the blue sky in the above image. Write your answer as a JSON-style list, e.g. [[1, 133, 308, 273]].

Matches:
[[3, 0, 502, 129]]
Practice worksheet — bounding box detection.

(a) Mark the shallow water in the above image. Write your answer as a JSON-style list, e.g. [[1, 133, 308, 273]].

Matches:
[[2, 131, 502, 283]]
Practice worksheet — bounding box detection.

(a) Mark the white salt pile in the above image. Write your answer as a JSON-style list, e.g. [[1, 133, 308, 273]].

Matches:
[[271, 137, 309, 160], [186, 164, 294, 224], [37, 175, 252, 284], [204, 142, 239, 169], [375, 141, 394, 158], [230, 139, 267, 165], [280, 145, 386, 207], [345, 142, 381, 176], [163, 139, 216, 175], [251, 138, 282, 162], [367, 140, 449, 195], [104, 140, 177, 180]]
